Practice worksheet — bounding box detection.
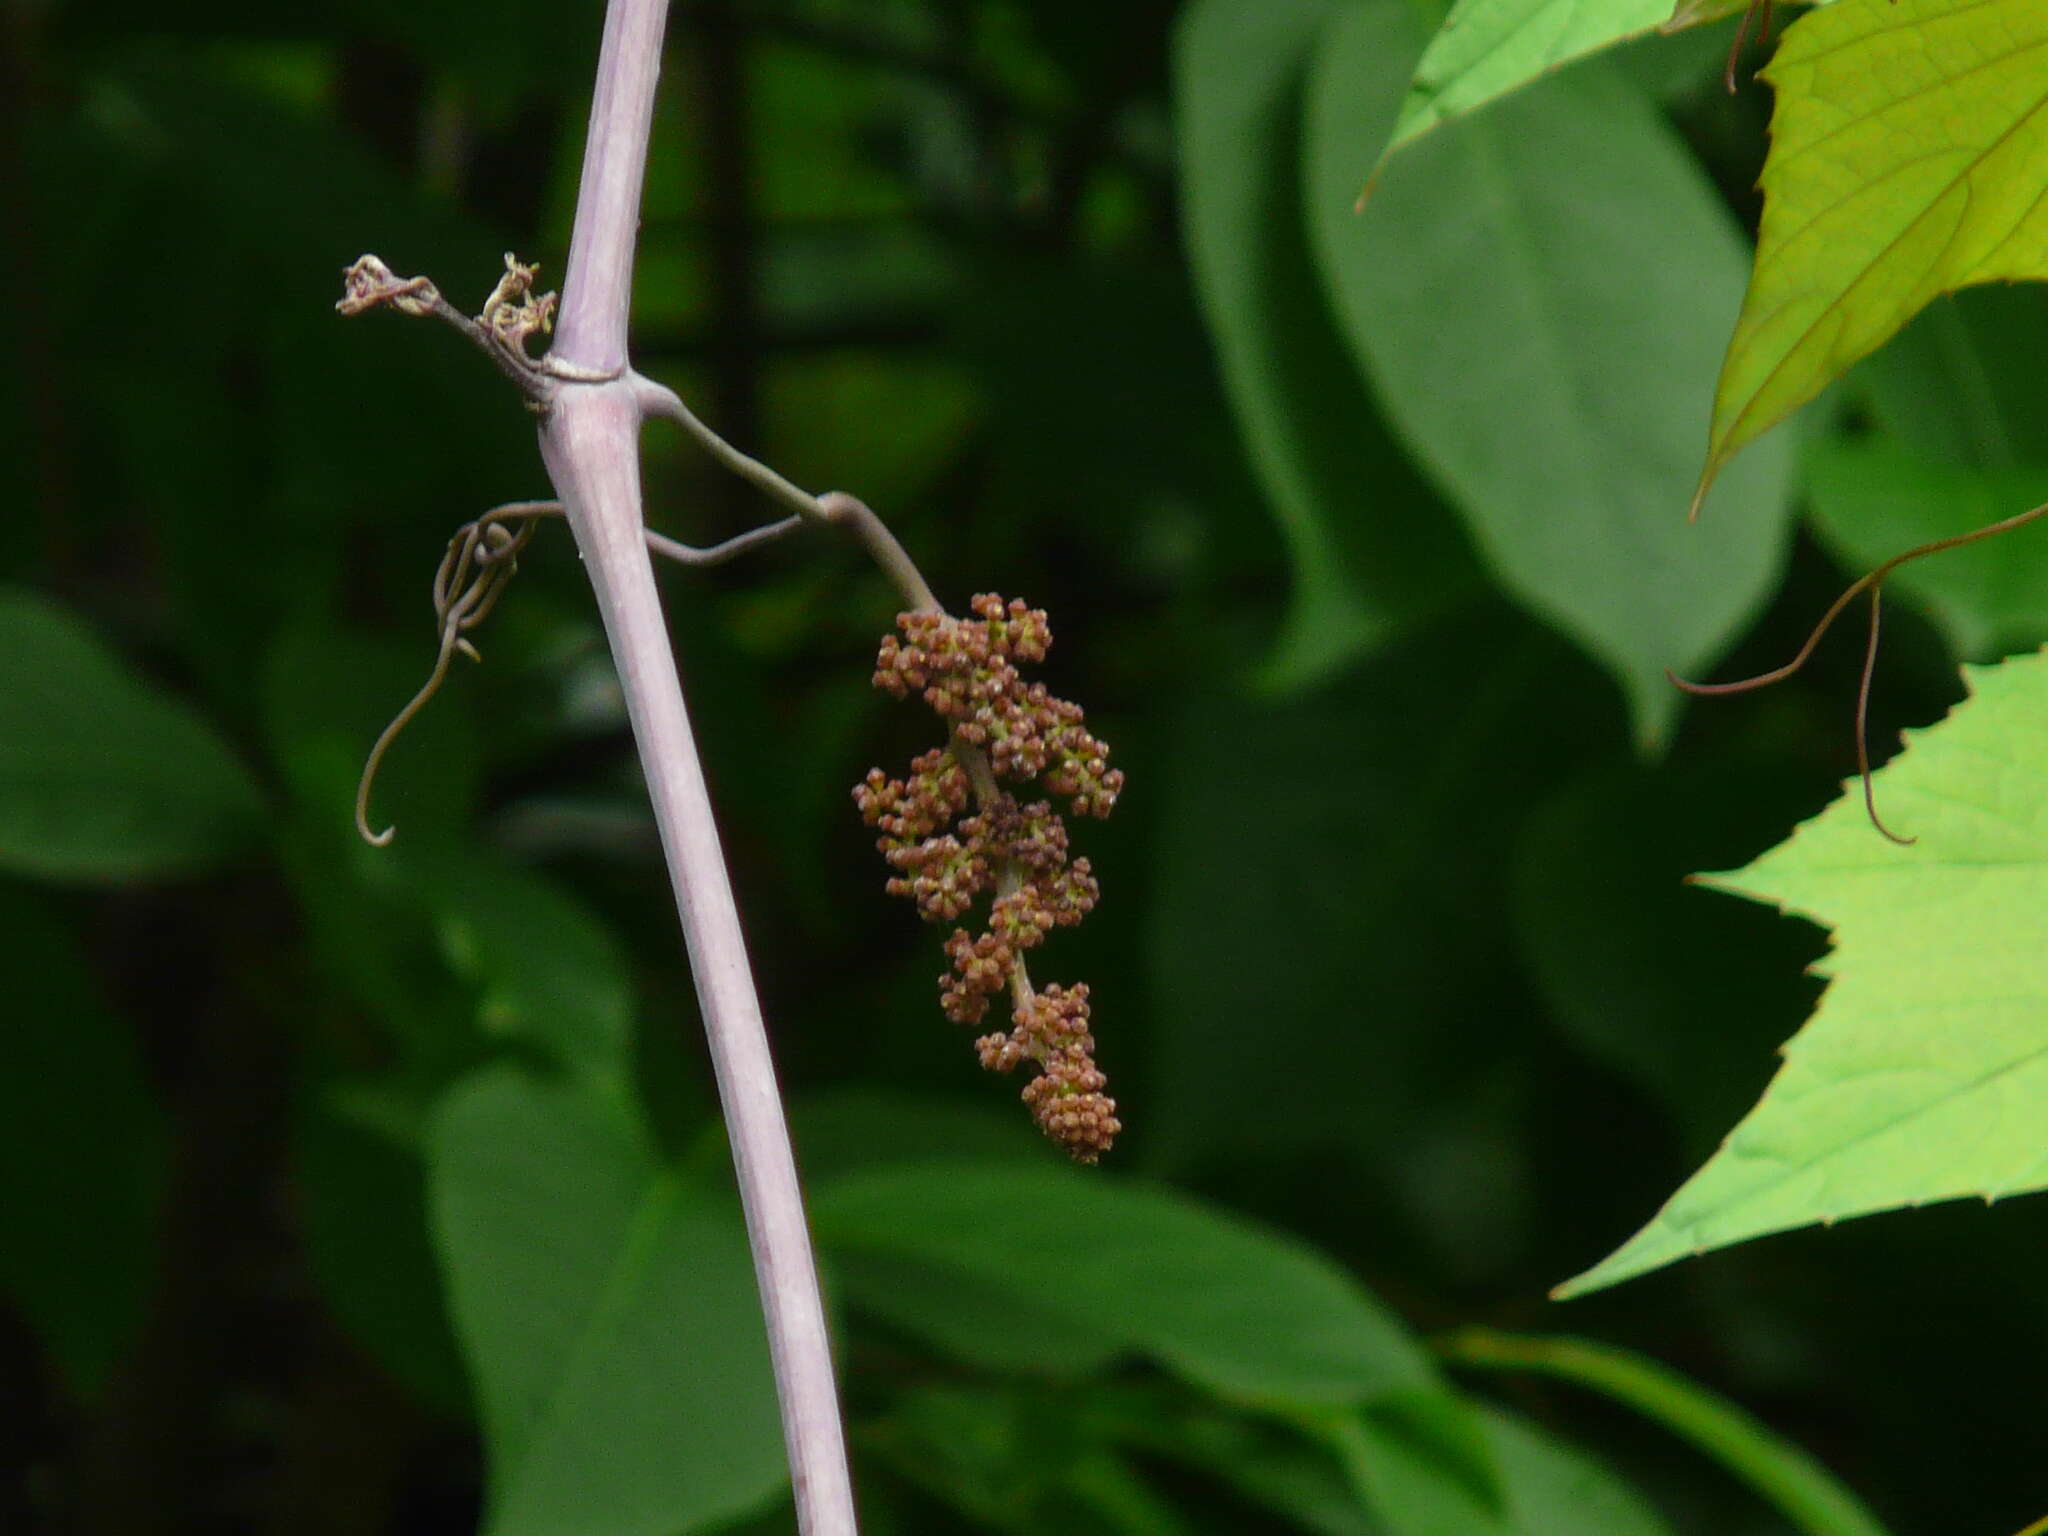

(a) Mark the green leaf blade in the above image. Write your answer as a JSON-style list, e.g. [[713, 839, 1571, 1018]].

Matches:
[[1698, 0, 2048, 503], [1440, 1330, 1892, 1536], [1385, 0, 1847, 161], [1804, 439, 2048, 658], [1332, 1402, 1675, 1535], [0, 888, 166, 1395], [1559, 648, 2048, 1295], [1388, 0, 1672, 155], [814, 1161, 1436, 1409], [0, 589, 265, 881], [1310, 20, 1797, 745], [429, 1068, 785, 1536], [1174, 0, 1477, 688]]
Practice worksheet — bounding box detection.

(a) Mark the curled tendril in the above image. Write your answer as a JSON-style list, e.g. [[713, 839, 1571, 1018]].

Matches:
[[355, 502, 560, 846], [355, 502, 808, 846], [1670, 498, 2048, 844]]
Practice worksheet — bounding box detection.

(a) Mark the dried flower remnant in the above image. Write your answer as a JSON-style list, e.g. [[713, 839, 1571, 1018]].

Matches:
[[855, 595, 1124, 1160]]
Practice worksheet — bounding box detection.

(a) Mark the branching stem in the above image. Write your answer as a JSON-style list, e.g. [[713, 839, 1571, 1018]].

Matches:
[[633, 377, 940, 613]]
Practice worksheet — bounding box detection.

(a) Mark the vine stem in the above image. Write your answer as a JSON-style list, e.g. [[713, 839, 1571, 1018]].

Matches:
[[536, 0, 857, 1528]]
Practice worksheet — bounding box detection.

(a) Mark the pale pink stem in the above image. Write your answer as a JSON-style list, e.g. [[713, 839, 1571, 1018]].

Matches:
[[536, 0, 859, 1530]]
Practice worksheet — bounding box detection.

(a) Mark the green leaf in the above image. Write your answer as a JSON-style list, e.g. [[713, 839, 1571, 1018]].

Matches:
[[1330, 1402, 1674, 1535], [1439, 1330, 1893, 1536], [1148, 606, 1617, 1178], [0, 588, 265, 881], [296, 1090, 469, 1414], [410, 853, 636, 1082], [428, 1068, 785, 1536], [1695, 0, 2048, 508], [0, 886, 165, 1395], [784, 1089, 1055, 1188], [1388, 0, 1671, 155], [813, 1161, 1435, 1409], [1308, 17, 1796, 745], [1804, 438, 2048, 660], [865, 1382, 1206, 1536], [1513, 755, 1826, 1155], [1853, 289, 2048, 471], [1468, 1406, 1675, 1534], [1559, 647, 2048, 1295], [1174, 0, 1476, 688], [1387, 0, 1844, 156], [1107, 1397, 1385, 1536]]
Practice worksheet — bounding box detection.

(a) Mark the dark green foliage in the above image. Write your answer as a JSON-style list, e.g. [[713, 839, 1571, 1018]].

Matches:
[[1, 1, 2041, 1532]]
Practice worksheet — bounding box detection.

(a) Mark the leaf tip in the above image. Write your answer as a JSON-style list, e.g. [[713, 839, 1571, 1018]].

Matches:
[[1687, 466, 1716, 523]]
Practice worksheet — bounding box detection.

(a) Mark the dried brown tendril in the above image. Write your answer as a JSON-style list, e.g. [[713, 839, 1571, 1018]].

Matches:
[[854, 595, 1124, 1160], [355, 500, 806, 848], [1671, 498, 2048, 845], [355, 502, 561, 846]]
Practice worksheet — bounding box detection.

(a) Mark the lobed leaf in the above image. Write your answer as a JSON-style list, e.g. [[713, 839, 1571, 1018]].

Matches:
[[1695, 0, 2048, 508], [1560, 647, 2048, 1294]]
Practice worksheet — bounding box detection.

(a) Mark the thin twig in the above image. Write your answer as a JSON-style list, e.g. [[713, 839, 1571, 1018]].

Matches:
[[632, 377, 940, 613], [645, 515, 805, 567]]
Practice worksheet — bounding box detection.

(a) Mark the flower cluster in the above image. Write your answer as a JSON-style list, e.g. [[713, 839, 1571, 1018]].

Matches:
[[854, 595, 1123, 1160]]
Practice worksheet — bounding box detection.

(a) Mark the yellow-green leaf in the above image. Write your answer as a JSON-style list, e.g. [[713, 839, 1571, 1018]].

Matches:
[[1558, 648, 2048, 1296], [1696, 0, 2048, 511]]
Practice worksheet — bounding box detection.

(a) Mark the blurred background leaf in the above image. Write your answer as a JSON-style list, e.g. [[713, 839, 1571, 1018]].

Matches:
[[1173, 0, 1478, 688], [1307, 17, 1796, 746], [0, 590, 265, 881], [429, 1066, 785, 1536], [0, 887, 166, 1396]]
